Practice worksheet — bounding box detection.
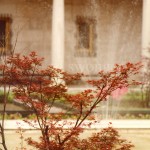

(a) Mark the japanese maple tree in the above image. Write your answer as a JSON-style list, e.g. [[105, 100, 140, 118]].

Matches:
[[0, 52, 141, 150]]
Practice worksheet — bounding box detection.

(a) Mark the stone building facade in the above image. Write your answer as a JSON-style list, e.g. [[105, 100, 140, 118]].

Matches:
[[0, 0, 149, 76]]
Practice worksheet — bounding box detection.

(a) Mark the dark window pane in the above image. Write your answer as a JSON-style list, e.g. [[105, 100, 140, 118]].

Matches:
[[78, 22, 89, 49], [0, 20, 6, 47]]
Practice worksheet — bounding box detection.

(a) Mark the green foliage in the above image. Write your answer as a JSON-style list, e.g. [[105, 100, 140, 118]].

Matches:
[[27, 113, 37, 120], [122, 91, 143, 101], [142, 47, 150, 108], [0, 90, 14, 103], [117, 113, 150, 119], [0, 113, 22, 120], [120, 90, 146, 108]]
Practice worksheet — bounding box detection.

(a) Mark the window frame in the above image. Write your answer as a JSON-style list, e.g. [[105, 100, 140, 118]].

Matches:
[[0, 16, 11, 53], [75, 16, 96, 57]]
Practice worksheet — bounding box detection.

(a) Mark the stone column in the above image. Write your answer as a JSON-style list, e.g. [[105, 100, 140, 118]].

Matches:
[[51, 0, 65, 69], [142, 0, 150, 57]]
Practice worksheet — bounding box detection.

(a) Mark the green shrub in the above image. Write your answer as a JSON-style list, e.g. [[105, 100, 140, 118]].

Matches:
[[120, 90, 146, 108], [0, 90, 14, 103], [0, 113, 22, 120]]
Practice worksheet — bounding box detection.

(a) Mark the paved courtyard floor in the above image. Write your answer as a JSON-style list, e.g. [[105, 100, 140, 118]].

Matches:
[[0, 120, 150, 150], [0, 129, 150, 150]]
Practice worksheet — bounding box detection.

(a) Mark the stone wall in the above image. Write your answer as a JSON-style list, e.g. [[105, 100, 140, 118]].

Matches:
[[65, 0, 142, 75], [0, 0, 52, 67], [0, 0, 142, 73]]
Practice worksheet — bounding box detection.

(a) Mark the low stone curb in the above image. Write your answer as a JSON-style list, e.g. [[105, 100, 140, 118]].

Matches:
[[1, 120, 150, 130]]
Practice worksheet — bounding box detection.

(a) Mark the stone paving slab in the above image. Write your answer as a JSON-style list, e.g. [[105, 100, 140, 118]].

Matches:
[[0, 129, 150, 150], [0, 119, 150, 149], [1, 119, 150, 130]]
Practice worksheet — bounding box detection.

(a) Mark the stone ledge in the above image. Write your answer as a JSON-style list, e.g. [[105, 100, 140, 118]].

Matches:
[[1, 120, 150, 130]]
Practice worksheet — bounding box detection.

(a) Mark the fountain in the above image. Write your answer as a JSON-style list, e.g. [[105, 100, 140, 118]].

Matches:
[[65, 0, 142, 120], [65, 0, 142, 74]]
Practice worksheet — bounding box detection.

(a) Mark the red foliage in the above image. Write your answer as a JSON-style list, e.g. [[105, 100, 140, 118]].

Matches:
[[0, 52, 142, 150]]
